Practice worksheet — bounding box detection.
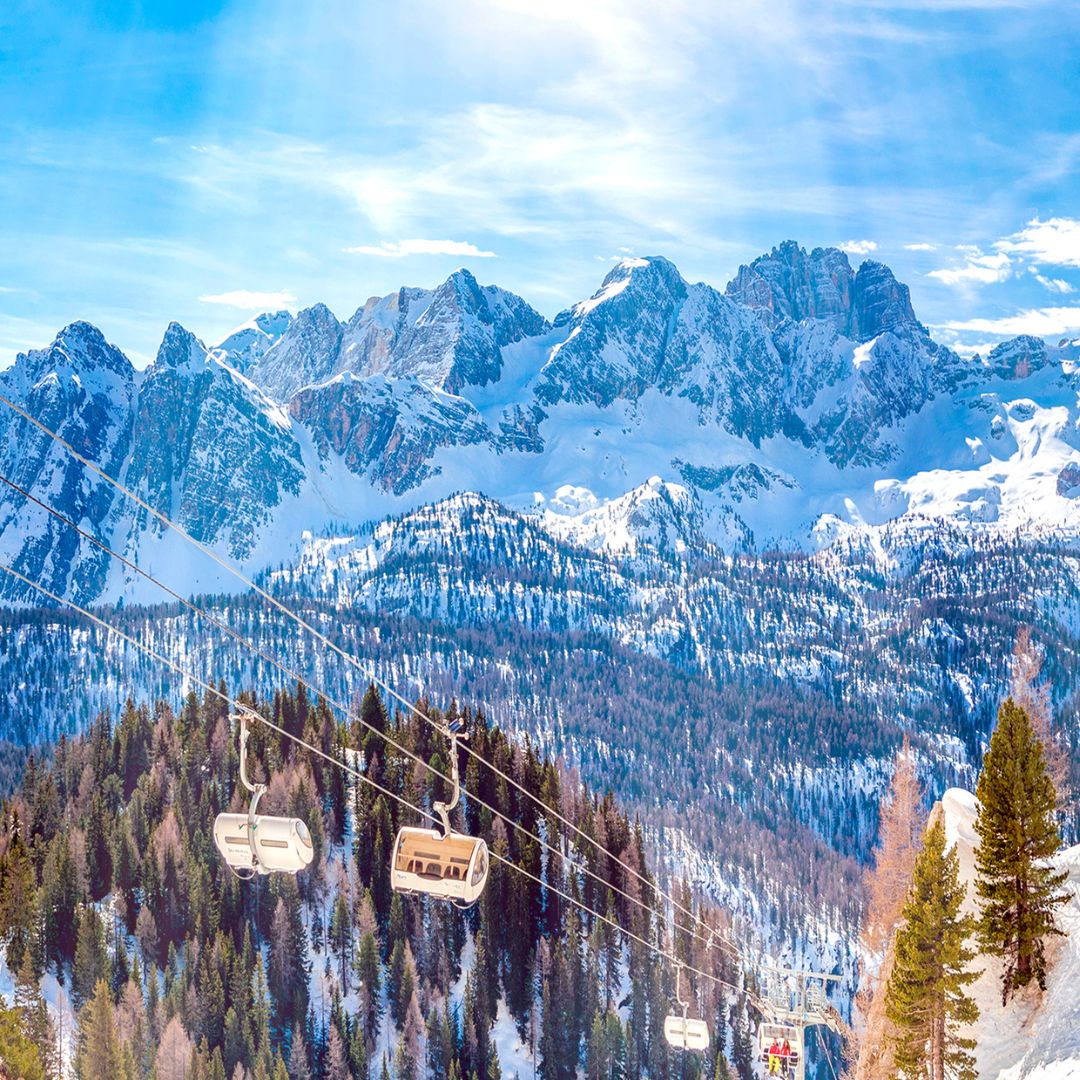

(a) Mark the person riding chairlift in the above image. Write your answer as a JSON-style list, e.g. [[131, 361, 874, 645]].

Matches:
[[780, 1038, 793, 1076], [768, 1038, 782, 1075]]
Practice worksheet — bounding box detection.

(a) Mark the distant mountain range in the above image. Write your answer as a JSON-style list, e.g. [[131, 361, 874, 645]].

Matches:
[[2, 240, 1078, 607]]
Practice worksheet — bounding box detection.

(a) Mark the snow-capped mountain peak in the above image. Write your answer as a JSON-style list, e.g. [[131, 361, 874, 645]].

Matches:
[[211, 309, 294, 373], [153, 321, 211, 374], [541, 476, 704, 557]]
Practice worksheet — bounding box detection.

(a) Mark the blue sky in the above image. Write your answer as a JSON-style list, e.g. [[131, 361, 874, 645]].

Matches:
[[1, 0, 1078, 366]]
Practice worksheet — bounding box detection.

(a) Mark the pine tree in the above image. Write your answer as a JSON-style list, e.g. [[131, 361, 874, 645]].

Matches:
[[76, 979, 122, 1080], [884, 817, 979, 1080], [355, 928, 382, 1046], [855, 738, 925, 1080], [326, 1022, 351, 1080], [974, 696, 1070, 1002], [287, 1024, 311, 1080], [0, 811, 37, 974], [329, 891, 352, 992], [15, 950, 57, 1080], [73, 906, 110, 1012], [0, 1000, 45, 1080]]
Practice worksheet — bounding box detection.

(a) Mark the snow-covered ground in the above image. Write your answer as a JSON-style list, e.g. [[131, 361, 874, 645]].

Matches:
[[942, 789, 1080, 1079]]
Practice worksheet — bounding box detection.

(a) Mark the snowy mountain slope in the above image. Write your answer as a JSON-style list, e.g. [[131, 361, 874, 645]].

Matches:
[[210, 309, 293, 373], [247, 301, 344, 401], [942, 789, 1080, 1080], [343, 267, 550, 393], [123, 322, 305, 562], [0, 321, 136, 603], [248, 269, 548, 403]]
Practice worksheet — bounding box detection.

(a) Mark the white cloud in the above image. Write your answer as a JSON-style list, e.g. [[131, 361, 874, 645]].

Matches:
[[996, 216, 1080, 268], [903, 242, 937, 251], [928, 250, 1012, 286], [942, 306, 1080, 336], [1029, 267, 1074, 294], [198, 289, 297, 309], [838, 239, 878, 255], [343, 239, 497, 259]]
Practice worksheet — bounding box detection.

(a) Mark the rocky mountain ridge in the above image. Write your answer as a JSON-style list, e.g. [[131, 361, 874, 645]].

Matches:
[[1, 242, 1078, 608]]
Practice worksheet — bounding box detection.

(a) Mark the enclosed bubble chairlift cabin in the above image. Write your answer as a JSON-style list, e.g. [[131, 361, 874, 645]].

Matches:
[[664, 961, 711, 1052], [213, 709, 314, 878], [391, 714, 489, 907], [759, 1023, 802, 1068]]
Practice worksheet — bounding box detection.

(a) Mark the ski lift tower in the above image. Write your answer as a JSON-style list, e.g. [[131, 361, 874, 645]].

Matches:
[[758, 966, 842, 1080]]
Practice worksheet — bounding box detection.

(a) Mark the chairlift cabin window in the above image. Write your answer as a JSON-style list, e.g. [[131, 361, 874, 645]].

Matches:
[[391, 826, 489, 905]]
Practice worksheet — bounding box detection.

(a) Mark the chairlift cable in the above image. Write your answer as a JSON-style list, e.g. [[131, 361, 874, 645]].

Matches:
[[815, 1024, 840, 1080], [0, 470, 732, 954], [0, 559, 757, 1005], [0, 392, 744, 959]]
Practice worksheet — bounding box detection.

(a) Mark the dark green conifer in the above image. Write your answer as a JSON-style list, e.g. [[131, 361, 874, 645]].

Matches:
[[975, 696, 1070, 1001], [885, 817, 979, 1080]]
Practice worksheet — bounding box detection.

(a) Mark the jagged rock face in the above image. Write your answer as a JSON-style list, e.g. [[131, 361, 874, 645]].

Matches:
[[725, 241, 855, 326], [289, 375, 493, 495], [851, 260, 917, 339], [1058, 462, 1080, 497], [725, 242, 916, 342], [248, 303, 344, 401], [0, 322, 136, 602], [383, 269, 547, 392], [532, 254, 955, 464], [125, 323, 304, 559], [211, 310, 293, 373], [987, 335, 1054, 379], [537, 257, 689, 406], [343, 270, 549, 394], [250, 273, 548, 403], [338, 287, 433, 378], [658, 282, 789, 442]]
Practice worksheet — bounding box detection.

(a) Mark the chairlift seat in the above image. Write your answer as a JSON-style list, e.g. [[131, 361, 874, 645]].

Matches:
[[213, 813, 313, 875], [391, 826, 489, 905], [664, 1015, 710, 1051], [759, 1022, 802, 1063]]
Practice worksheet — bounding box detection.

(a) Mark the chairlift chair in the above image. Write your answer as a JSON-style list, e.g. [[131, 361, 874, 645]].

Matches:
[[391, 715, 489, 908], [664, 961, 710, 1052], [213, 710, 314, 878], [758, 1023, 802, 1067]]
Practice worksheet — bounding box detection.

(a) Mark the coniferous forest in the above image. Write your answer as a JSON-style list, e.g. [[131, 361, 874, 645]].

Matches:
[[0, 682, 757, 1080]]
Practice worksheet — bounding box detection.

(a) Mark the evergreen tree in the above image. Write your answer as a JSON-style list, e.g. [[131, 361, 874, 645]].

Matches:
[[974, 696, 1070, 1002], [76, 979, 122, 1080], [73, 906, 110, 1012], [355, 929, 382, 1046], [0, 999, 45, 1080], [287, 1025, 311, 1080], [0, 811, 37, 975], [326, 1022, 352, 1080], [17, 951, 59, 1080], [329, 892, 352, 992], [885, 817, 979, 1080]]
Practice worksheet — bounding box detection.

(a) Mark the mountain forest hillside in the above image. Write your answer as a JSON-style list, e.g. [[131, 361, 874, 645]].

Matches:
[[0, 683, 763, 1079]]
